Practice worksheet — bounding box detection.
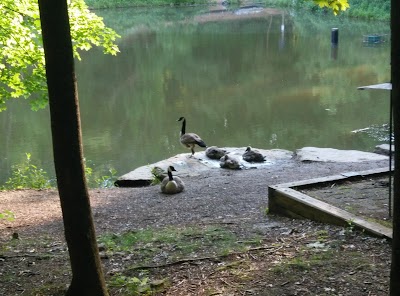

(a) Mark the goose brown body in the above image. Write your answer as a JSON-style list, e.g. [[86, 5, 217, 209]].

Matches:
[[177, 117, 206, 157], [160, 166, 185, 194]]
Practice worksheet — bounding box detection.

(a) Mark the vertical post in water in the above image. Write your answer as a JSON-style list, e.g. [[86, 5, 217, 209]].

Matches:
[[331, 28, 339, 45], [331, 28, 339, 60]]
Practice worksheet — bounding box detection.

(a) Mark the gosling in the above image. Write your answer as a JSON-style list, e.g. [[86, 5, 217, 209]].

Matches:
[[205, 146, 226, 159], [219, 154, 241, 170], [242, 146, 266, 163]]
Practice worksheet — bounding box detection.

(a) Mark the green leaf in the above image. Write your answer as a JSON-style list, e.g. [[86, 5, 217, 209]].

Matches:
[[0, 0, 120, 112], [312, 0, 349, 14]]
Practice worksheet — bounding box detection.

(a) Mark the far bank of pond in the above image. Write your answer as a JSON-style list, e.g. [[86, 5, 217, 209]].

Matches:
[[85, 0, 390, 21]]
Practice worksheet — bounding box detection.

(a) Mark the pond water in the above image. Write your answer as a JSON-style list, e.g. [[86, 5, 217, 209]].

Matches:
[[0, 5, 391, 185]]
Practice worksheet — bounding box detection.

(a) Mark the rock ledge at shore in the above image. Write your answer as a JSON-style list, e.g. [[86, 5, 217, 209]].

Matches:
[[115, 146, 389, 187]]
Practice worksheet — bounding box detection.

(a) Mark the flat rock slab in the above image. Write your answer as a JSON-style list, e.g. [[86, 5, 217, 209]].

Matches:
[[115, 147, 292, 187], [294, 147, 388, 163], [115, 147, 389, 187]]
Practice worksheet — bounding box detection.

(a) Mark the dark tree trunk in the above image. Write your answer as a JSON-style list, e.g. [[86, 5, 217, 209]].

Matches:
[[37, 1, 109, 295], [391, 1, 400, 295]]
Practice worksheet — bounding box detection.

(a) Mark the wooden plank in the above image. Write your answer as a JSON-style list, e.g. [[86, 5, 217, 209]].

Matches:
[[273, 167, 390, 189], [346, 166, 392, 176], [268, 186, 392, 239], [273, 174, 347, 189]]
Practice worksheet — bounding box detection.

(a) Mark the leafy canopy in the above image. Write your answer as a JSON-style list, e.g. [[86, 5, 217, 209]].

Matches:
[[313, 0, 350, 15], [0, 0, 120, 112]]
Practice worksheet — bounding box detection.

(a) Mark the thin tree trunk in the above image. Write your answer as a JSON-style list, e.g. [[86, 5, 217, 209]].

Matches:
[[391, 0, 400, 295], [37, 1, 109, 295]]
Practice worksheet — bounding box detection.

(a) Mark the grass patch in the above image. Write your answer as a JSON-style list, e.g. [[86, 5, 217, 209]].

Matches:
[[99, 225, 261, 262], [30, 284, 66, 296], [315, 230, 329, 241], [271, 240, 371, 286], [272, 246, 336, 275], [366, 217, 392, 228], [344, 205, 356, 214], [101, 225, 263, 294], [339, 186, 351, 191], [0, 210, 15, 221], [108, 272, 170, 295]]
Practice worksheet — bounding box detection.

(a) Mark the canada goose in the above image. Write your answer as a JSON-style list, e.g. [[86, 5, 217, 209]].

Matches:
[[177, 117, 206, 157], [242, 146, 266, 163], [160, 166, 185, 194], [205, 146, 226, 159], [219, 154, 241, 170]]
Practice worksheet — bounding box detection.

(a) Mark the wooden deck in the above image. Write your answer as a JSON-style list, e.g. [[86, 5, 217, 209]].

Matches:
[[268, 167, 392, 239]]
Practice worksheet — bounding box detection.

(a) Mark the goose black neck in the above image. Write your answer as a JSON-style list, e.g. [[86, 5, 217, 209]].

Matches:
[[181, 118, 186, 135], [168, 170, 174, 181]]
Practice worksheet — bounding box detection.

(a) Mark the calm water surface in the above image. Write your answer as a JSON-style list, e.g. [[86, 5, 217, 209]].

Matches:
[[0, 5, 391, 184]]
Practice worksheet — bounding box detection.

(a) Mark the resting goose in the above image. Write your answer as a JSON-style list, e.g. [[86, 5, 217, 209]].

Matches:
[[219, 154, 241, 170], [242, 146, 266, 163], [177, 117, 206, 157], [205, 146, 226, 159], [160, 166, 185, 194]]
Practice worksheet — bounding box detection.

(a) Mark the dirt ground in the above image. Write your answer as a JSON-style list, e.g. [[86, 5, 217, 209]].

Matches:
[[0, 158, 393, 295], [301, 175, 393, 226]]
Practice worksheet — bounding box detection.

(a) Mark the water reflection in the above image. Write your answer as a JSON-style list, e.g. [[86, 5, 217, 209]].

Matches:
[[0, 5, 390, 183]]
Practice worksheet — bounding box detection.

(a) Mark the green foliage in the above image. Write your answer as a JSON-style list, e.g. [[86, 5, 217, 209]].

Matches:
[[0, 154, 117, 190], [150, 167, 165, 185], [0, 210, 15, 221], [0, 0, 120, 112], [261, 0, 388, 20], [345, 0, 390, 20], [313, 0, 349, 15], [84, 160, 118, 188], [95, 167, 118, 188], [0, 153, 53, 190], [345, 219, 356, 234]]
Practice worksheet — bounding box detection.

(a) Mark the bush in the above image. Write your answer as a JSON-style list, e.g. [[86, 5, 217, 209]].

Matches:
[[1, 153, 53, 190]]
